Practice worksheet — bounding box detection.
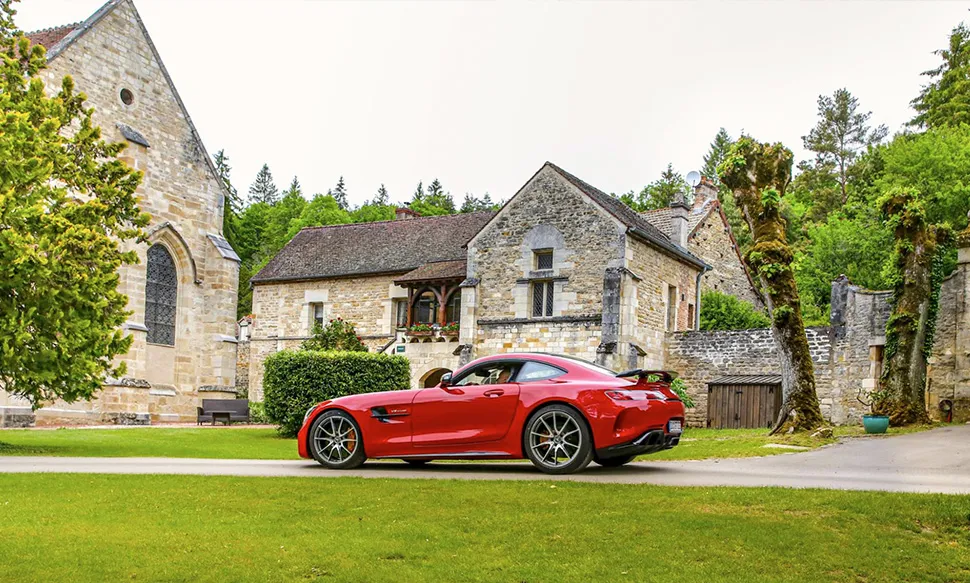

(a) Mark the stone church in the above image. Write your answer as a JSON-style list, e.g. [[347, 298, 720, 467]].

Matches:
[[0, 0, 239, 426], [243, 162, 758, 399]]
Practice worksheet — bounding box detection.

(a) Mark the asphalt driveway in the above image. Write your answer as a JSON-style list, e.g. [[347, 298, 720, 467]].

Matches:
[[1, 424, 967, 493]]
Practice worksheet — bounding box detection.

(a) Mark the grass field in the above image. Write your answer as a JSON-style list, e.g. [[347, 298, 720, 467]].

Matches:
[[0, 424, 934, 461], [0, 474, 967, 582]]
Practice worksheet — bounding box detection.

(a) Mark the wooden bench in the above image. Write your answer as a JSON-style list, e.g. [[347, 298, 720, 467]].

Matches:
[[197, 399, 250, 426]]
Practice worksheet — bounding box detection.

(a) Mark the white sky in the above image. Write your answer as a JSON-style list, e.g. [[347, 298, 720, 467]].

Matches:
[[14, 0, 968, 207]]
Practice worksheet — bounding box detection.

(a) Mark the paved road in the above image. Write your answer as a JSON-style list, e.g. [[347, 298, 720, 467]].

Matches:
[[1, 425, 967, 493]]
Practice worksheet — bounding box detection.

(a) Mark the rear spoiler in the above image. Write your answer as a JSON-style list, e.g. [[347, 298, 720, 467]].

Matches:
[[615, 369, 679, 383]]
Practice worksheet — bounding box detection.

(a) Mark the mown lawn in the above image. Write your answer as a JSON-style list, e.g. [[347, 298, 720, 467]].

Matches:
[[0, 424, 936, 461], [0, 474, 967, 582]]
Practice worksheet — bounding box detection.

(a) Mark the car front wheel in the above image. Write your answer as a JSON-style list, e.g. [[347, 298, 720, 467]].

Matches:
[[524, 405, 593, 475], [308, 410, 366, 469]]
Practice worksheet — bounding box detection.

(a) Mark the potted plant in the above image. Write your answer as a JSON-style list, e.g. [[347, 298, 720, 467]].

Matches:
[[407, 323, 434, 337], [440, 321, 460, 336], [856, 387, 890, 434]]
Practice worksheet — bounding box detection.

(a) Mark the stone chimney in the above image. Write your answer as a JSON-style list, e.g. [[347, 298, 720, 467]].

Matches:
[[669, 191, 690, 247], [693, 176, 719, 208], [395, 207, 420, 220]]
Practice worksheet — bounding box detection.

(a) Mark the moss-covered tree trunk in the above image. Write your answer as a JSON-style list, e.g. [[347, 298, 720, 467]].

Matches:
[[718, 138, 825, 433], [874, 190, 952, 425]]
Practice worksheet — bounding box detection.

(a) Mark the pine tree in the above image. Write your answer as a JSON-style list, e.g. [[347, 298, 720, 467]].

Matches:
[[374, 184, 389, 206], [213, 149, 242, 243], [802, 88, 887, 203], [332, 176, 348, 210], [413, 181, 425, 201], [910, 22, 970, 129], [248, 164, 279, 205], [284, 176, 302, 198], [645, 163, 689, 209], [701, 128, 733, 185]]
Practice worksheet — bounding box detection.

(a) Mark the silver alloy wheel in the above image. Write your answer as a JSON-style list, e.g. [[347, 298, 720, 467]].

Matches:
[[529, 410, 583, 469], [312, 415, 358, 464]]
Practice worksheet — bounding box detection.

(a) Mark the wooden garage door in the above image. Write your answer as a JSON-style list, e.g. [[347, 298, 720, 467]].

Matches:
[[707, 375, 782, 429]]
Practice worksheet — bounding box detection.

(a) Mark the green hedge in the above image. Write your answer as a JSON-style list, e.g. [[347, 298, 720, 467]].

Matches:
[[263, 350, 411, 437]]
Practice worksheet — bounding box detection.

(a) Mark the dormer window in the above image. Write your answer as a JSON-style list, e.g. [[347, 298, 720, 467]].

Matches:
[[534, 249, 553, 270]]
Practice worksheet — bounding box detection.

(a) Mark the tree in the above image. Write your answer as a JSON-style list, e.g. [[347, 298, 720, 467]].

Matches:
[[460, 192, 500, 213], [248, 163, 279, 205], [718, 137, 825, 433], [373, 184, 389, 206], [301, 318, 367, 352], [286, 193, 352, 239], [699, 291, 771, 330], [410, 178, 455, 216], [617, 163, 690, 212], [332, 176, 348, 210], [0, 5, 150, 407], [213, 149, 242, 246], [264, 181, 307, 256], [910, 22, 970, 129], [802, 88, 888, 204], [702, 128, 733, 184], [874, 189, 953, 425]]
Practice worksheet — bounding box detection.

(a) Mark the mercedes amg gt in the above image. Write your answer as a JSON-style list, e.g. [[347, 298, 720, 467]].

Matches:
[[297, 353, 685, 474]]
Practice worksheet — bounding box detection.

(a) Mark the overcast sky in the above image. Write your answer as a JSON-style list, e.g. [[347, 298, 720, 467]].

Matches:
[[14, 0, 968, 207]]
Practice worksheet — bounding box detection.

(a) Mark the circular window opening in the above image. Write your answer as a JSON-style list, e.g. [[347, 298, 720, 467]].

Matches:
[[120, 88, 134, 105]]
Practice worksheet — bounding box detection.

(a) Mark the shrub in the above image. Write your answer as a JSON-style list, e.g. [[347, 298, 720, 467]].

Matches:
[[301, 318, 367, 352], [263, 350, 411, 437], [248, 400, 269, 424], [699, 291, 771, 331]]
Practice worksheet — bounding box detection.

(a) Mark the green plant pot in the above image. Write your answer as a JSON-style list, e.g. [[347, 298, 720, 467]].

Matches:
[[862, 415, 890, 434]]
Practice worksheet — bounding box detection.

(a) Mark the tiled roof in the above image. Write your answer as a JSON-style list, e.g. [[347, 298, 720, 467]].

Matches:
[[252, 212, 494, 284], [641, 197, 718, 238], [395, 260, 467, 285], [544, 163, 707, 269], [25, 23, 79, 50]]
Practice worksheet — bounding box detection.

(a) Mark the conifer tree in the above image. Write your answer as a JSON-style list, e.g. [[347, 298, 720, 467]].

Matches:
[[248, 163, 279, 205], [332, 176, 348, 210]]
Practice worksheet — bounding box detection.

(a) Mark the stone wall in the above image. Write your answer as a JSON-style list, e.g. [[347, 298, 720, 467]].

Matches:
[[247, 274, 400, 401], [236, 339, 251, 396], [927, 253, 970, 422], [1, 0, 240, 424], [689, 206, 762, 308], [626, 237, 700, 369], [667, 327, 832, 426]]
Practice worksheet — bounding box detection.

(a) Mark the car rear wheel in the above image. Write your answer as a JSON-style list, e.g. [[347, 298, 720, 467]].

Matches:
[[524, 405, 593, 475], [308, 410, 366, 469], [594, 454, 636, 467]]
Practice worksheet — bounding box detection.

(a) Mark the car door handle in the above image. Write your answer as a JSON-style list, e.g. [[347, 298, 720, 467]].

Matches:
[[483, 389, 504, 398]]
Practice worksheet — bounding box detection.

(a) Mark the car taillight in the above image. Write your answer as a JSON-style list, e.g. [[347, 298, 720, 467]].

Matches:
[[605, 390, 667, 401]]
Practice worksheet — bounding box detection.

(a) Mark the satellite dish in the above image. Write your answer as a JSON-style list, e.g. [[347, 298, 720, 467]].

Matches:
[[686, 171, 701, 187]]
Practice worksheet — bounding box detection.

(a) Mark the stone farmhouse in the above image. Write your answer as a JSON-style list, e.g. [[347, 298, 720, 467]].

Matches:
[[0, 0, 240, 427], [243, 162, 758, 401]]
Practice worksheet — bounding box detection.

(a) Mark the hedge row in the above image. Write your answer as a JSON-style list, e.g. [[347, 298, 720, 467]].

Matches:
[[263, 350, 411, 437]]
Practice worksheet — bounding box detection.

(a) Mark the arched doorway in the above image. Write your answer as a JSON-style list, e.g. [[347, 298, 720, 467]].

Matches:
[[421, 368, 452, 388]]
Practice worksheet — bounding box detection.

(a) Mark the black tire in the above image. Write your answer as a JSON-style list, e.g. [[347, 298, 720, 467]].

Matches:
[[308, 410, 366, 469], [594, 454, 636, 467], [402, 459, 429, 466], [523, 404, 594, 475]]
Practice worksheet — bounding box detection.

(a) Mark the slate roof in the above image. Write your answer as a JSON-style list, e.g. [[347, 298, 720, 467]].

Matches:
[[544, 163, 708, 269], [395, 260, 467, 284], [641, 197, 719, 238], [252, 212, 494, 284]]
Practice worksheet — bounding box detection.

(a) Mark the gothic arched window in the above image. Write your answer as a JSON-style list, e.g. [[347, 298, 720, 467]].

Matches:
[[145, 244, 178, 346]]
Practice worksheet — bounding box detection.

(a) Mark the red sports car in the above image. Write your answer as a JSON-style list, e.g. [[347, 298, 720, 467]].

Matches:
[[297, 353, 685, 474]]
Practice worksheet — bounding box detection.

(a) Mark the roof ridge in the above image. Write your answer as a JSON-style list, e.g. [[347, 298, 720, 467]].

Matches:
[[296, 210, 496, 233], [24, 22, 81, 36]]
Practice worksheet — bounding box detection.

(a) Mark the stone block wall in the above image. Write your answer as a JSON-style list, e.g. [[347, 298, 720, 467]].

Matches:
[[667, 327, 832, 426], [688, 207, 762, 308]]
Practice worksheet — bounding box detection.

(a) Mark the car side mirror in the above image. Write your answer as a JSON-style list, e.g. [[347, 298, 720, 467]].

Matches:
[[439, 372, 453, 388]]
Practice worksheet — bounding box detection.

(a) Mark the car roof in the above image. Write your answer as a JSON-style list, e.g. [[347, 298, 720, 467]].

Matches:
[[465, 352, 617, 376]]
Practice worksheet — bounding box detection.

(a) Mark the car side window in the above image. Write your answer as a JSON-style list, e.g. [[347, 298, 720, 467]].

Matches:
[[454, 363, 518, 386], [515, 361, 566, 382]]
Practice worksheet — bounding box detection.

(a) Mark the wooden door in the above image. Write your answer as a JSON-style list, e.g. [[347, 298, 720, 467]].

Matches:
[[707, 383, 782, 429]]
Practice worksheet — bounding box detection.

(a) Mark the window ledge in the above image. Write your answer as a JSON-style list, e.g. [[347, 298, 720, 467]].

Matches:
[[516, 275, 568, 284]]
